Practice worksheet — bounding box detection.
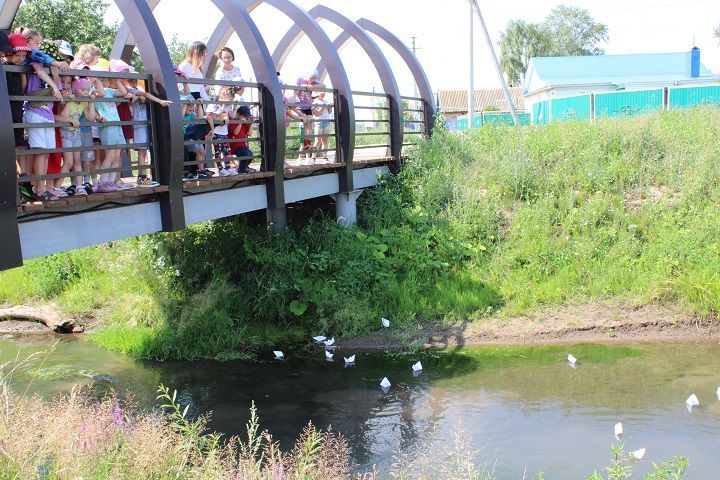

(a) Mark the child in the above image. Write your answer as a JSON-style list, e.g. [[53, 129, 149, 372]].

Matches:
[[91, 68, 129, 192], [12, 34, 63, 201], [70, 44, 101, 71], [16, 27, 69, 90], [55, 78, 96, 196], [182, 96, 215, 180], [71, 44, 101, 193], [295, 71, 324, 154], [284, 93, 310, 161], [111, 59, 172, 187], [312, 92, 333, 163], [3, 33, 33, 201], [205, 85, 237, 176], [214, 47, 244, 98], [228, 106, 255, 174]]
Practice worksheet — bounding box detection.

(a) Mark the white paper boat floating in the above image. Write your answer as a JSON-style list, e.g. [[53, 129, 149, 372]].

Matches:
[[381, 317, 390, 328], [380, 377, 391, 389], [325, 350, 334, 361], [344, 355, 356, 364], [273, 350, 284, 360], [412, 361, 423, 372], [686, 393, 699, 412], [614, 422, 623, 441], [323, 337, 335, 346], [567, 354, 577, 365], [313, 335, 326, 342], [630, 448, 646, 461], [716, 387, 720, 401]]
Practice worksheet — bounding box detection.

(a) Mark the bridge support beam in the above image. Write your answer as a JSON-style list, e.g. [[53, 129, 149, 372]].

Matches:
[[266, 206, 288, 230], [332, 189, 363, 228]]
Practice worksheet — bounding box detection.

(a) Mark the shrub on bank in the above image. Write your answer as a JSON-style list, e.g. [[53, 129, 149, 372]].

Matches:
[[1, 107, 719, 359]]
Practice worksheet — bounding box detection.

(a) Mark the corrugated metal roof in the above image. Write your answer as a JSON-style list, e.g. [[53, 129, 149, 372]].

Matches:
[[523, 51, 718, 95], [437, 88, 524, 113]]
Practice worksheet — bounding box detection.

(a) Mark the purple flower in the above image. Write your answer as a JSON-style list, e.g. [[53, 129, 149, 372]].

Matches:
[[112, 403, 125, 428]]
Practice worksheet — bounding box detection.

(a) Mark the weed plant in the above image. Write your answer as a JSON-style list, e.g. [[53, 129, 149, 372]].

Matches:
[[2, 108, 720, 359]]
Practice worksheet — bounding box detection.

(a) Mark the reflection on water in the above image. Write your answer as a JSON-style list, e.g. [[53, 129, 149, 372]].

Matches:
[[1, 335, 719, 479]]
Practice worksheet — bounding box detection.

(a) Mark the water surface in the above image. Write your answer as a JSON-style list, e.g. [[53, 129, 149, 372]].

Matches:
[[1, 335, 718, 479]]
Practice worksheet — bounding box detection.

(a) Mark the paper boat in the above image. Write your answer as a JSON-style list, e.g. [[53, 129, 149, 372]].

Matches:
[[325, 350, 334, 361], [273, 350, 284, 359], [630, 448, 646, 460], [344, 355, 355, 363], [614, 422, 623, 440], [313, 335, 326, 342], [380, 377, 391, 389], [716, 387, 720, 401], [324, 337, 335, 346], [686, 393, 699, 412], [381, 317, 390, 328], [567, 354, 577, 365], [412, 361, 423, 372]]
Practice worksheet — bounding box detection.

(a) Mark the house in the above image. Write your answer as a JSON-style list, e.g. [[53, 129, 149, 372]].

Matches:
[[522, 48, 719, 119], [437, 88, 525, 120]]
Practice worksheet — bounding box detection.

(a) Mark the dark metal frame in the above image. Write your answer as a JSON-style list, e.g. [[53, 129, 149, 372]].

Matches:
[[0, 63, 22, 269], [273, 5, 402, 173]]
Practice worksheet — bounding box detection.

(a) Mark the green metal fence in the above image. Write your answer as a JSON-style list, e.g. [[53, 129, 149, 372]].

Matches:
[[550, 95, 591, 122], [533, 100, 551, 125], [669, 86, 720, 108], [595, 89, 663, 119]]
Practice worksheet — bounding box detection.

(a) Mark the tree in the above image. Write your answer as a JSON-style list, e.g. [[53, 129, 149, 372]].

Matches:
[[714, 25, 720, 44], [542, 5, 608, 56], [498, 4, 608, 84], [499, 20, 552, 86], [13, 0, 119, 59], [167, 34, 191, 66]]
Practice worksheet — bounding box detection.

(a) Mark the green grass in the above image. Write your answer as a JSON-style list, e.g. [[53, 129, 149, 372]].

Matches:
[[2, 107, 720, 360]]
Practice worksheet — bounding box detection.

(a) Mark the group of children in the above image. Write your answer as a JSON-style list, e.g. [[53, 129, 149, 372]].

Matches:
[[3, 28, 171, 202], [176, 42, 257, 180], [286, 71, 334, 164]]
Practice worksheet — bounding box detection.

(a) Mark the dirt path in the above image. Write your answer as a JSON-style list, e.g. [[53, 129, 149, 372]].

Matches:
[[341, 302, 720, 349]]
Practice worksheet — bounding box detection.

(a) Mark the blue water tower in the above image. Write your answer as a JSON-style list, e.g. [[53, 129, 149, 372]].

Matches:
[[691, 47, 700, 78]]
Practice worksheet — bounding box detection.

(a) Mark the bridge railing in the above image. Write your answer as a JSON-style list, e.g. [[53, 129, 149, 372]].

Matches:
[[179, 77, 271, 187], [400, 95, 426, 154], [281, 83, 340, 168], [8, 66, 167, 219], [351, 91, 392, 164]]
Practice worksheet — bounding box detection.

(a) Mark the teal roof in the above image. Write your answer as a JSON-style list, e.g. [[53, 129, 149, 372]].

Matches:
[[523, 51, 717, 94]]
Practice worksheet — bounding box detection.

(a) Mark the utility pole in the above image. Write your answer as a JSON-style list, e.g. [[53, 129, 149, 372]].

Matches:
[[468, 0, 475, 130], [469, 0, 519, 125]]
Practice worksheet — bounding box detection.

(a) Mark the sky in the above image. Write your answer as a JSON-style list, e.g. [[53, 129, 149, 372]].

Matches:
[[105, 0, 720, 96]]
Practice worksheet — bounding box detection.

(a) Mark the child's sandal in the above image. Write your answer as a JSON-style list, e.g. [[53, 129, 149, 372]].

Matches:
[[39, 191, 60, 202]]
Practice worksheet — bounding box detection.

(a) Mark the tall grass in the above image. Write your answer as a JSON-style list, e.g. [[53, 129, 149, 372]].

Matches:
[[1, 107, 719, 359]]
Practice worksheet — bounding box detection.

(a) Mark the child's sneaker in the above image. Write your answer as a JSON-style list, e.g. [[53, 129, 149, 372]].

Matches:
[[137, 174, 160, 188], [82, 182, 94, 195], [75, 185, 88, 196], [52, 187, 69, 198], [197, 171, 213, 180]]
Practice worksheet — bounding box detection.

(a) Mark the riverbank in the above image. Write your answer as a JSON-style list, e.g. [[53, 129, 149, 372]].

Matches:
[[2, 108, 720, 360]]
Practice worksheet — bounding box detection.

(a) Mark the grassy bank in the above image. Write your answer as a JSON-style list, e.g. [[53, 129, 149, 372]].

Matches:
[[1, 107, 719, 359]]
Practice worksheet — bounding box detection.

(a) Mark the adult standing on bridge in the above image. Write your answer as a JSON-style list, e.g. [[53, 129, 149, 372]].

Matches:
[[295, 71, 324, 154], [179, 42, 210, 109]]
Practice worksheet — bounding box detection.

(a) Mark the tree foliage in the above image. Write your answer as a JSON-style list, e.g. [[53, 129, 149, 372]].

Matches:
[[498, 4, 608, 85], [13, 0, 118, 58], [499, 20, 552, 86], [543, 5, 609, 56], [167, 34, 191, 66], [714, 24, 720, 44]]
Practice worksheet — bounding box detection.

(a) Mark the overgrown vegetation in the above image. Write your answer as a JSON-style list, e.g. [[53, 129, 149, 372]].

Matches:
[[2, 107, 720, 360]]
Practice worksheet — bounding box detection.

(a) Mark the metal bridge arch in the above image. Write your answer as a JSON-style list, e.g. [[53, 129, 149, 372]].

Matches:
[[0, 0, 185, 269], [114, 0, 357, 192], [268, 4, 403, 164], [339, 18, 435, 135]]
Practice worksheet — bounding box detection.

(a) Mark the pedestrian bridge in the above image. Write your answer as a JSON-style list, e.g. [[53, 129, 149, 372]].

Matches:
[[0, 0, 434, 270]]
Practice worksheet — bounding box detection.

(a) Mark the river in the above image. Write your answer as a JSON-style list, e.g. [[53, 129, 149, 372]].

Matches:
[[1, 334, 718, 479]]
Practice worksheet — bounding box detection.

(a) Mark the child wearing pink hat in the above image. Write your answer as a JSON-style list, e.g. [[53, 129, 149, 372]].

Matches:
[[55, 79, 96, 196]]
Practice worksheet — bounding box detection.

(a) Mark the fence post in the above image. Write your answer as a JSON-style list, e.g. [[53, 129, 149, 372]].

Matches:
[[149, 80, 185, 231], [590, 93, 596, 122], [0, 64, 24, 270], [387, 93, 402, 174], [663, 87, 669, 110], [261, 84, 287, 229], [336, 89, 354, 193]]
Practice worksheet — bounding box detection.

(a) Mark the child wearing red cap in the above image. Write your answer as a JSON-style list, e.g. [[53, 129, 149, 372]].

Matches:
[[10, 33, 63, 201]]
